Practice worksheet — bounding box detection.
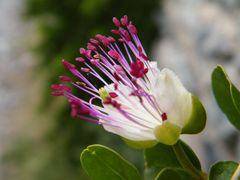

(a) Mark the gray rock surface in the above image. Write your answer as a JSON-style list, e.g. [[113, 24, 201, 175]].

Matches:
[[0, 0, 37, 178]]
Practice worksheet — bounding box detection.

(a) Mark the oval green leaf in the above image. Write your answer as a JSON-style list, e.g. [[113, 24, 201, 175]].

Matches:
[[212, 65, 240, 130], [209, 161, 238, 180], [144, 140, 201, 179], [80, 144, 141, 180]]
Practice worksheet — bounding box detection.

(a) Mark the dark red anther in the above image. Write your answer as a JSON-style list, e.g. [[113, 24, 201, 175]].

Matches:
[[114, 82, 118, 90], [80, 48, 86, 55], [51, 91, 64, 96], [81, 67, 90, 73], [87, 43, 97, 51], [59, 75, 71, 82], [121, 15, 129, 26], [90, 38, 99, 45], [109, 92, 118, 98], [130, 59, 148, 78], [75, 57, 85, 63], [128, 23, 138, 34], [108, 50, 119, 60], [161, 112, 168, 121], [62, 59, 76, 70], [111, 29, 120, 34], [112, 17, 120, 26]]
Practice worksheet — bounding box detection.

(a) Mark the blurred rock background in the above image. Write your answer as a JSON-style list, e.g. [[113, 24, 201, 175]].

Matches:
[[0, 0, 239, 179]]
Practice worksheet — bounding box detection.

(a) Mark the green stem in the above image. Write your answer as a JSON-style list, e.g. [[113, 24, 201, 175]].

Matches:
[[172, 141, 207, 180]]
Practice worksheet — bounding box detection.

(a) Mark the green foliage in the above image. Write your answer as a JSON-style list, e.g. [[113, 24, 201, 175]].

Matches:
[[80, 144, 141, 180], [144, 140, 201, 179], [209, 161, 238, 180], [155, 168, 192, 180], [212, 65, 240, 130]]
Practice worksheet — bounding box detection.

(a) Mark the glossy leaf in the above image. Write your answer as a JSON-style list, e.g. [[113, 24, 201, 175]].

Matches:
[[155, 168, 192, 180], [212, 65, 240, 130], [144, 140, 201, 179], [209, 161, 238, 180], [80, 144, 141, 180]]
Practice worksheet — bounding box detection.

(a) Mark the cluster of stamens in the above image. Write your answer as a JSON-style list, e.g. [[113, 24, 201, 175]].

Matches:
[[51, 15, 168, 130]]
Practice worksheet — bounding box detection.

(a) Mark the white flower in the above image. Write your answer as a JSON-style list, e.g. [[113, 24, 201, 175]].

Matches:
[[52, 15, 206, 147]]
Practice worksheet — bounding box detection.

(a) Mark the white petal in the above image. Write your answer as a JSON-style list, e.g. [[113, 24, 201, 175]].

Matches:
[[153, 68, 192, 127], [102, 122, 155, 141]]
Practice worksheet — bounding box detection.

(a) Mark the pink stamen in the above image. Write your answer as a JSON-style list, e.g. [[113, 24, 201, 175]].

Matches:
[[81, 67, 90, 73], [121, 15, 129, 26], [59, 75, 71, 82], [128, 23, 138, 34], [108, 50, 119, 60], [75, 57, 85, 62], [109, 92, 118, 98], [62, 59, 76, 70], [90, 38, 99, 45], [80, 48, 86, 55], [112, 17, 120, 27]]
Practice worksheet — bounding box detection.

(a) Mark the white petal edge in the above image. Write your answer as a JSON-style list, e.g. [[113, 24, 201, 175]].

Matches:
[[153, 68, 192, 128]]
